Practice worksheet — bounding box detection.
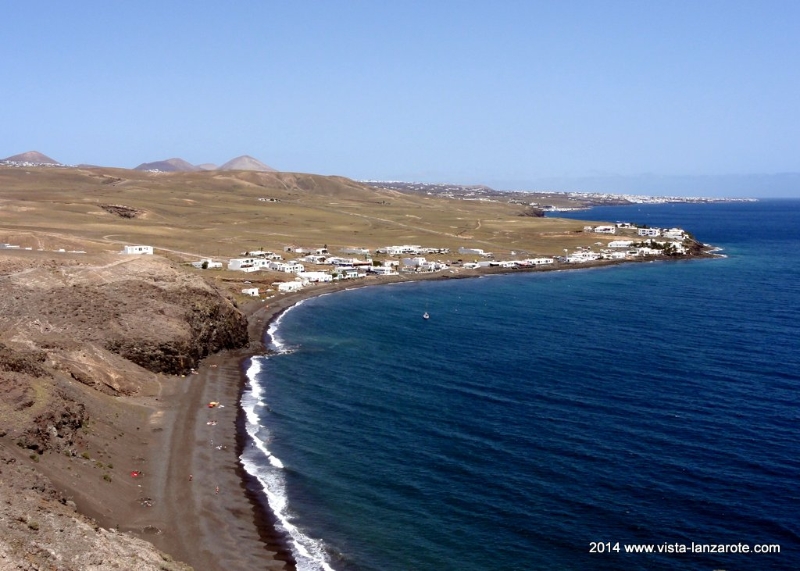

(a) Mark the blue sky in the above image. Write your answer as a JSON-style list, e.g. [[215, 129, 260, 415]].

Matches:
[[2, 1, 798, 196]]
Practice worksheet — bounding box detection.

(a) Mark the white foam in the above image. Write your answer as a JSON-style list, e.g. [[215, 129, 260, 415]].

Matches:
[[267, 299, 308, 353], [241, 356, 335, 571]]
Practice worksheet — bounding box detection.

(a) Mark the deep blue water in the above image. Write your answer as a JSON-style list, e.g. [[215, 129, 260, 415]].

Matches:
[[241, 199, 800, 571]]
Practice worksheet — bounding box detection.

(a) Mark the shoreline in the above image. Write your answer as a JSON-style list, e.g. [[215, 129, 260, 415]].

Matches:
[[222, 255, 717, 568], [142, 254, 717, 570]]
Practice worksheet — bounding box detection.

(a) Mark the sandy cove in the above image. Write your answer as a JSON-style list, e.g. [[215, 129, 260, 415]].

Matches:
[[125, 273, 443, 570], [127, 259, 695, 570]]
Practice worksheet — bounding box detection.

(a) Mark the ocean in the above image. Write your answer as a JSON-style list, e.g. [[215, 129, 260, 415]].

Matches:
[[240, 199, 800, 571]]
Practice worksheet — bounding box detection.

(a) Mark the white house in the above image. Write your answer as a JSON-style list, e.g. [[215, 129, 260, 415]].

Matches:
[[370, 266, 398, 276], [402, 257, 428, 267], [241, 287, 260, 297], [298, 271, 333, 283], [269, 261, 305, 273], [228, 258, 267, 272], [663, 228, 686, 240], [298, 254, 328, 264], [637, 228, 661, 237], [608, 240, 634, 248], [594, 225, 616, 234], [567, 251, 601, 263], [122, 245, 153, 255], [192, 258, 223, 269], [636, 247, 662, 256], [377, 245, 423, 255], [334, 267, 361, 279], [602, 251, 627, 260], [274, 281, 304, 293], [529, 257, 554, 265]]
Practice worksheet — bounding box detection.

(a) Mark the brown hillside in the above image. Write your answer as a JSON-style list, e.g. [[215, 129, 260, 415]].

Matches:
[[134, 157, 200, 172], [218, 154, 276, 172], [0, 165, 598, 262], [3, 150, 60, 164]]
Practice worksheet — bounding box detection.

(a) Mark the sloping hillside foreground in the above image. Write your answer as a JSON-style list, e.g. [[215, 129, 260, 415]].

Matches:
[[0, 252, 249, 570]]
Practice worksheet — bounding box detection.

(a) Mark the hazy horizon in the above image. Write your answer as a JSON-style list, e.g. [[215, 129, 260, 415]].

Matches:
[[2, 1, 798, 198]]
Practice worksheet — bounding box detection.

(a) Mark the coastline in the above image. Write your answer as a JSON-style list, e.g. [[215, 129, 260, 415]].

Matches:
[[143, 255, 718, 570]]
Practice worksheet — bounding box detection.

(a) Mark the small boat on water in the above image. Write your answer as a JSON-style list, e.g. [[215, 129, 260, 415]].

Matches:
[[423, 311, 430, 320]]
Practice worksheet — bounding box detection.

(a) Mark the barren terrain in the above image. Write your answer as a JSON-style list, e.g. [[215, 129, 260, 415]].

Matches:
[[0, 165, 631, 569]]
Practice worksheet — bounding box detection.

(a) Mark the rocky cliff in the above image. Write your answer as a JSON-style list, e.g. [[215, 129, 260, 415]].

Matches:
[[0, 252, 250, 569]]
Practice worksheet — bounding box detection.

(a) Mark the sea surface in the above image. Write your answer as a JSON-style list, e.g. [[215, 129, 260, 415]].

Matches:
[[241, 199, 800, 571]]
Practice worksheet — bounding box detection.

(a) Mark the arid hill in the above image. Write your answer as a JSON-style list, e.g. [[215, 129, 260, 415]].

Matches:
[[217, 154, 276, 172], [134, 157, 201, 172], [2, 150, 61, 164], [133, 155, 276, 173]]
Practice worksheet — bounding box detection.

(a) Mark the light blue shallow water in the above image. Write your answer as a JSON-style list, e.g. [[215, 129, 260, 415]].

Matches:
[[241, 199, 800, 571]]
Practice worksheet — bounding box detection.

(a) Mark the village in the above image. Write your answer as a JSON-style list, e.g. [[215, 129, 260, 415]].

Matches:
[[110, 220, 703, 300]]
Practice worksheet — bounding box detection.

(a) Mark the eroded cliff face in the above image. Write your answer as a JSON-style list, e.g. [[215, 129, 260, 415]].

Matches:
[[0, 252, 248, 569]]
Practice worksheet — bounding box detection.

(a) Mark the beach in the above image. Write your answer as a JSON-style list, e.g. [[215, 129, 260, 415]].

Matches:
[[124, 275, 435, 569], [121, 258, 699, 570]]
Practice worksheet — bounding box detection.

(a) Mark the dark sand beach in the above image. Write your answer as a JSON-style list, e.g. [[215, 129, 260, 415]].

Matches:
[[127, 275, 435, 570], [125, 260, 680, 569]]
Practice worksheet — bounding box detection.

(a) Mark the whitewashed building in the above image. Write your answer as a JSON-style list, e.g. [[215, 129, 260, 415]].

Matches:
[[228, 258, 269, 272], [275, 281, 304, 293], [192, 258, 223, 269], [663, 228, 686, 240], [567, 251, 601, 263], [241, 287, 260, 297], [298, 271, 333, 283], [636, 247, 663, 256], [370, 266, 398, 276], [269, 261, 305, 274], [594, 225, 616, 234]]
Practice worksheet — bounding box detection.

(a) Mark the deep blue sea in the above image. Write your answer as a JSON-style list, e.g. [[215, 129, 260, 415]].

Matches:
[[241, 199, 800, 571]]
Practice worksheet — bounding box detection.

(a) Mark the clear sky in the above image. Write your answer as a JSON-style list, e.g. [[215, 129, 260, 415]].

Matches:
[[2, 1, 799, 196]]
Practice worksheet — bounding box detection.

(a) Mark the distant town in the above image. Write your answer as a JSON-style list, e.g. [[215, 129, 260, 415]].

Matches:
[[363, 180, 757, 211]]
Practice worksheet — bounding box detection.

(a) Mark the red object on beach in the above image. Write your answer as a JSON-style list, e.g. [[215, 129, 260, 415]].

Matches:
[[130, 470, 141, 477]]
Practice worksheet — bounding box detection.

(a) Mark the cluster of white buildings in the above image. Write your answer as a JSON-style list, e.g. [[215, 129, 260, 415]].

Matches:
[[129, 219, 698, 298], [461, 257, 555, 270], [564, 236, 689, 264], [376, 245, 450, 256], [583, 223, 688, 241]]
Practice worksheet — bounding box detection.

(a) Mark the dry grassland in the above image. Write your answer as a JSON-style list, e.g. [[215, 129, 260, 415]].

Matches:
[[0, 166, 610, 264]]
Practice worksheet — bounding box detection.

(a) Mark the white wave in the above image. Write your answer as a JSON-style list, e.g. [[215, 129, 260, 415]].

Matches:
[[241, 356, 335, 571], [267, 299, 308, 353]]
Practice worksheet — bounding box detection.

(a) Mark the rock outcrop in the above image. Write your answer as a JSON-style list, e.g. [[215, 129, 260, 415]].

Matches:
[[0, 252, 248, 570]]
